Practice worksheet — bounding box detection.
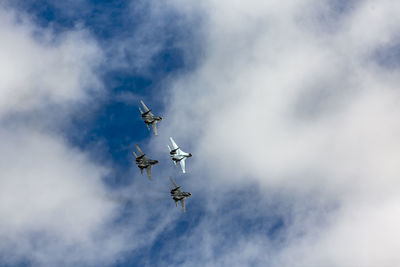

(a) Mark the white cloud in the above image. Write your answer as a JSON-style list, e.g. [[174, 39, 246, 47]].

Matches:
[[0, 7, 128, 266], [2, 0, 400, 265], [0, 129, 122, 265], [0, 8, 103, 116], [160, 0, 400, 265]]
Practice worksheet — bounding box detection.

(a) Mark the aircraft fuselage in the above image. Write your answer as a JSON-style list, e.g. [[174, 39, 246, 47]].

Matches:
[[142, 115, 162, 124], [136, 158, 158, 168], [171, 191, 191, 201]]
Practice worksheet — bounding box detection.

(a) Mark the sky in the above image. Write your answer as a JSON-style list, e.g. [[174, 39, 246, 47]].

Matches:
[[0, 0, 400, 266]]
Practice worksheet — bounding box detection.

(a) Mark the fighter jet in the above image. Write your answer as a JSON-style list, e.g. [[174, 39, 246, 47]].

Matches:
[[132, 144, 159, 180], [139, 100, 162, 135], [168, 137, 192, 173], [168, 176, 191, 213]]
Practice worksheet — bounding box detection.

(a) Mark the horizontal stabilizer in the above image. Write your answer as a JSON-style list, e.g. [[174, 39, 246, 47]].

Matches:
[[146, 166, 152, 180], [151, 123, 158, 135], [181, 199, 186, 213]]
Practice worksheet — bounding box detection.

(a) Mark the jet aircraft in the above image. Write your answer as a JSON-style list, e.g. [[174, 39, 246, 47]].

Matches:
[[168, 137, 192, 173], [132, 144, 159, 180], [139, 100, 162, 135], [168, 176, 191, 213]]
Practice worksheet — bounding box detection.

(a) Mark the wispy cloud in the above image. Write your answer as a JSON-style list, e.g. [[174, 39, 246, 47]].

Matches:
[[156, 0, 400, 266], [2, 0, 400, 266], [0, 6, 126, 266]]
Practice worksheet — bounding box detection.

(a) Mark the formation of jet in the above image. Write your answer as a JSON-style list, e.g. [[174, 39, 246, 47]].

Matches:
[[134, 101, 192, 212], [169, 176, 191, 213], [132, 144, 159, 180], [139, 100, 162, 135], [168, 137, 192, 173]]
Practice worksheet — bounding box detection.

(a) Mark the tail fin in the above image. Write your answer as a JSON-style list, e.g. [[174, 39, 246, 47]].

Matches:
[[139, 107, 144, 114], [167, 145, 171, 152], [132, 152, 138, 158]]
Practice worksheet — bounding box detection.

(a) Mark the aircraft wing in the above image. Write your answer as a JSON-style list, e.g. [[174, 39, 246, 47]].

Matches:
[[169, 137, 179, 150], [140, 100, 150, 112], [179, 158, 186, 173], [169, 176, 178, 188], [135, 144, 145, 156], [180, 199, 186, 213], [146, 166, 152, 180], [151, 123, 158, 136]]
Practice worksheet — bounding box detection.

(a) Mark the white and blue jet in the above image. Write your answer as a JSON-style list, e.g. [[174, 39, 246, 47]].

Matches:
[[168, 137, 192, 173]]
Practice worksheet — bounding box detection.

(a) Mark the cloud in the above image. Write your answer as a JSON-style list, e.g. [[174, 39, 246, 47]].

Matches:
[[0, 129, 123, 265], [0, 5, 194, 265], [0, 8, 103, 116], [0, 6, 128, 266], [2, 0, 400, 265], [157, 0, 400, 265]]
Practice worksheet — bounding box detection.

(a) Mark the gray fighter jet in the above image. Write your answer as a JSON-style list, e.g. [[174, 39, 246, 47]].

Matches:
[[168, 176, 191, 213], [168, 137, 192, 173], [132, 144, 159, 180], [139, 100, 162, 135]]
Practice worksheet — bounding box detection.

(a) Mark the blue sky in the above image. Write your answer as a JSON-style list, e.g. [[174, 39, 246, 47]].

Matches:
[[1, 0, 400, 266], [9, 0, 198, 180], [3, 0, 281, 265]]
